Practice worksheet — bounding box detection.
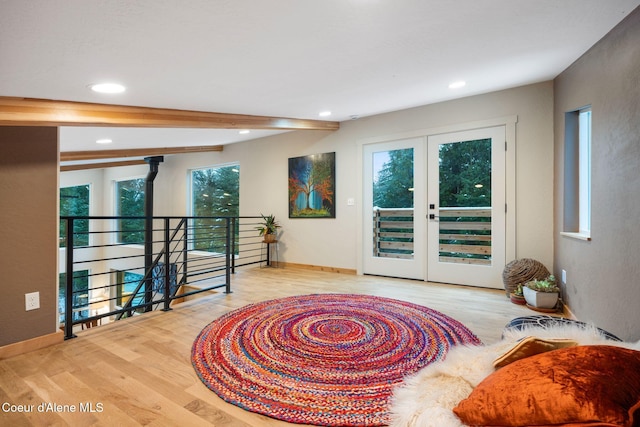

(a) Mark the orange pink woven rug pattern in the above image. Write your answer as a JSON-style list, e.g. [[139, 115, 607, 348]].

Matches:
[[191, 293, 480, 426]]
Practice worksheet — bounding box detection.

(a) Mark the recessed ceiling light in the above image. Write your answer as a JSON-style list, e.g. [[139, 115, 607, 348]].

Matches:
[[319, 111, 332, 117], [95, 138, 113, 144], [89, 83, 126, 94], [239, 130, 250, 134], [448, 81, 466, 89]]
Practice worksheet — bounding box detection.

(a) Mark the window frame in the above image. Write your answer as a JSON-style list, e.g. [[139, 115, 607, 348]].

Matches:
[[561, 106, 592, 241]]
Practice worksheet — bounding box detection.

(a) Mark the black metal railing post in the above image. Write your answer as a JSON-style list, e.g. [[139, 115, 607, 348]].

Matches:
[[144, 156, 163, 312], [64, 218, 76, 340], [162, 217, 172, 311], [225, 217, 232, 294], [182, 218, 188, 285], [231, 217, 236, 274]]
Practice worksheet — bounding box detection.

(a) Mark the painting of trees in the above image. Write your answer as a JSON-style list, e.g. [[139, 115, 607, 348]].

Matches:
[[288, 152, 335, 218]]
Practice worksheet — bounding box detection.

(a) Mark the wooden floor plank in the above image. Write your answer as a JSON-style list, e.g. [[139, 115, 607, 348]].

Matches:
[[0, 266, 541, 426]]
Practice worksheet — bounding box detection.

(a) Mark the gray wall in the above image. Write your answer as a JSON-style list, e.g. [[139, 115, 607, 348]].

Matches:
[[0, 127, 59, 346], [554, 7, 640, 341]]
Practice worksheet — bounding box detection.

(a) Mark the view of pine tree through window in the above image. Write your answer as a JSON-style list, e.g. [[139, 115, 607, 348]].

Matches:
[[191, 165, 240, 253], [438, 139, 492, 262], [60, 185, 90, 247], [372, 148, 414, 257], [116, 178, 145, 244], [373, 149, 414, 209], [438, 139, 491, 208]]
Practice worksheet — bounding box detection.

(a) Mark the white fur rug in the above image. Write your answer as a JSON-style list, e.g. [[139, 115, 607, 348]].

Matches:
[[388, 324, 640, 427]]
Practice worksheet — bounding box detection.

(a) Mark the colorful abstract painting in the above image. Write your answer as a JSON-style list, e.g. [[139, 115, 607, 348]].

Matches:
[[288, 152, 335, 218]]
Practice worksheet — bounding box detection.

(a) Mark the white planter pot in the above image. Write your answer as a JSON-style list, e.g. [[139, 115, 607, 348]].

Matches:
[[523, 286, 559, 309]]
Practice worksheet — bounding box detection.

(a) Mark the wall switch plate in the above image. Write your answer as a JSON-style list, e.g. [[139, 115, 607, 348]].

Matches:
[[561, 269, 567, 284], [347, 198, 355, 206], [25, 292, 40, 311]]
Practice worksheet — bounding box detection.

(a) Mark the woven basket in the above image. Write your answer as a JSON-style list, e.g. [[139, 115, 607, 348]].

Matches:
[[502, 258, 550, 297]]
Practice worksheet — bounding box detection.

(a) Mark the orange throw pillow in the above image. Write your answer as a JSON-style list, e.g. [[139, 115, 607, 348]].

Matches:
[[493, 336, 579, 368], [453, 345, 640, 426]]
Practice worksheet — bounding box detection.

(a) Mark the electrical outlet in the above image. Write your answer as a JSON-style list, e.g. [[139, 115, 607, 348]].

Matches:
[[561, 269, 567, 284], [25, 292, 40, 311]]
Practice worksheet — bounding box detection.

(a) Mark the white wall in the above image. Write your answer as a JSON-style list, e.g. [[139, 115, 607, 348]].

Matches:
[[61, 81, 555, 274]]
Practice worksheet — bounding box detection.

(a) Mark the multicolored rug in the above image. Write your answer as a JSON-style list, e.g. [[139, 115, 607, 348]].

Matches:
[[192, 293, 480, 426]]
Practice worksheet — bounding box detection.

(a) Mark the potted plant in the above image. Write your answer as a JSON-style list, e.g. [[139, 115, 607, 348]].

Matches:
[[523, 275, 559, 309], [510, 284, 526, 305], [256, 214, 280, 243]]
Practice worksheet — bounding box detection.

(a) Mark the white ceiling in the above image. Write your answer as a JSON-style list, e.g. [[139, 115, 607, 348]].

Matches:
[[1, 0, 638, 154]]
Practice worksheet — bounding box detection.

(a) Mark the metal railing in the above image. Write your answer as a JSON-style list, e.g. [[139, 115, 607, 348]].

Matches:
[[60, 215, 268, 339]]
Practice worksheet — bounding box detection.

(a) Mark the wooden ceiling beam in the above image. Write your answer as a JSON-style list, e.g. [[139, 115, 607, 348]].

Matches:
[[60, 159, 148, 172], [61, 145, 224, 161], [0, 97, 340, 131]]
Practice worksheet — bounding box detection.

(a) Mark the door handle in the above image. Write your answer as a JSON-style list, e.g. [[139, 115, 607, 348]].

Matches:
[[428, 214, 439, 220]]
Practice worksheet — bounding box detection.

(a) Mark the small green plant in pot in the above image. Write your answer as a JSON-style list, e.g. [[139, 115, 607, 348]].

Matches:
[[256, 214, 281, 243], [523, 275, 559, 309], [510, 284, 526, 305]]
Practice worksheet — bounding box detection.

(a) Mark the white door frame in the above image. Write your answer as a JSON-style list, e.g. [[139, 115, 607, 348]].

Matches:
[[356, 116, 517, 281]]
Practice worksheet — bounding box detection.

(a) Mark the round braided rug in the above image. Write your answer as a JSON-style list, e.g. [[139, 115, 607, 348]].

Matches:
[[192, 293, 480, 426]]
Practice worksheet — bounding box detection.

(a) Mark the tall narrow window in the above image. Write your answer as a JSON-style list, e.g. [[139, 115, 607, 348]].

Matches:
[[563, 106, 591, 239], [578, 108, 591, 235], [190, 164, 240, 253], [60, 184, 90, 247], [115, 178, 145, 244]]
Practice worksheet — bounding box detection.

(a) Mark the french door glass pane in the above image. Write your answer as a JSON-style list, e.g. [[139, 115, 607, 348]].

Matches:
[[372, 148, 414, 259], [438, 139, 492, 264]]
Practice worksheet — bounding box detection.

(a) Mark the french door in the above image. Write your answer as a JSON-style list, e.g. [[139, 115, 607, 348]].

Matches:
[[427, 126, 506, 289], [363, 126, 506, 288], [363, 138, 425, 280]]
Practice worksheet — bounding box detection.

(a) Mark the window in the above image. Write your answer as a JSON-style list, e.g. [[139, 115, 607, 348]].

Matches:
[[58, 270, 89, 323], [60, 184, 90, 247], [563, 106, 591, 240], [115, 271, 145, 309], [115, 178, 145, 244], [190, 164, 240, 253]]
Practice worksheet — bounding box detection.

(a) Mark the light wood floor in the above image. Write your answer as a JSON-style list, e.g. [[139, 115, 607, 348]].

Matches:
[[0, 266, 541, 426]]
